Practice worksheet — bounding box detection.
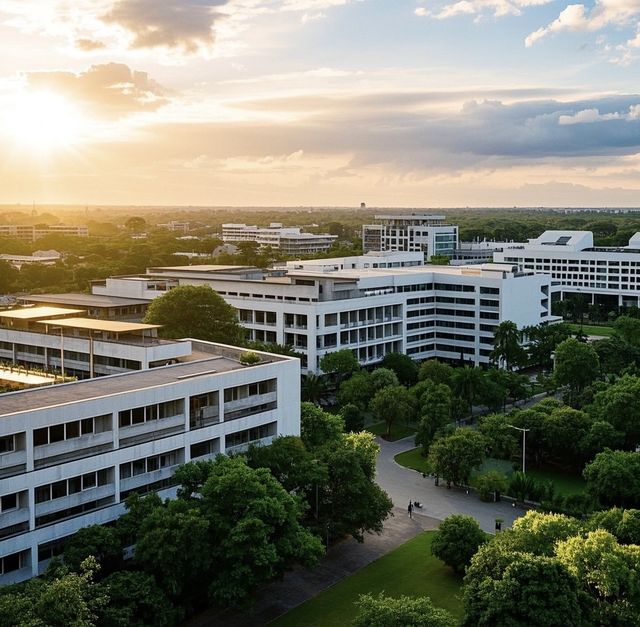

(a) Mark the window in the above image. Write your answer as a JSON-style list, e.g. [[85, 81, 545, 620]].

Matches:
[[33, 415, 111, 446], [0, 493, 18, 512], [0, 435, 15, 454], [35, 469, 113, 504], [0, 551, 27, 575]]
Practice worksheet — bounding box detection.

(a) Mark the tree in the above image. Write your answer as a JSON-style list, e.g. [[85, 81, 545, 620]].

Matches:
[[143, 285, 244, 345], [418, 359, 454, 387], [593, 336, 640, 375], [341, 402, 365, 432], [414, 382, 452, 454], [97, 570, 180, 627], [587, 374, 640, 448], [369, 367, 400, 393], [319, 349, 360, 380], [431, 515, 487, 573], [338, 371, 373, 409], [62, 524, 123, 578], [300, 402, 344, 449], [613, 315, 640, 347], [463, 552, 584, 627], [556, 530, 640, 625], [477, 413, 517, 460], [0, 259, 18, 294], [301, 373, 330, 405], [199, 456, 324, 606], [380, 352, 419, 386], [124, 216, 146, 232], [553, 338, 600, 402], [583, 449, 640, 508], [474, 470, 508, 502], [429, 428, 486, 488], [542, 406, 592, 467], [523, 322, 573, 367], [491, 320, 526, 370], [579, 421, 624, 462], [353, 593, 457, 627], [508, 510, 583, 556], [369, 384, 415, 437], [451, 367, 484, 416]]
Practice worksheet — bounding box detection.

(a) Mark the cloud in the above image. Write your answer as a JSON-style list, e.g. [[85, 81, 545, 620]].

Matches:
[[415, 0, 554, 21], [75, 37, 107, 51], [25, 63, 169, 118], [102, 0, 229, 53], [526, 0, 640, 47]]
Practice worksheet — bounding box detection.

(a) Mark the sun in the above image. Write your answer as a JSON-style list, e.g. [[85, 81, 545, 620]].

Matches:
[[3, 90, 89, 153]]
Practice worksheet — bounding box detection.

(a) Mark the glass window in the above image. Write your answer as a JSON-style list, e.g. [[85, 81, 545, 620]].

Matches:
[[49, 424, 64, 443], [66, 421, 80, 439], [82, 473, 96, 490]]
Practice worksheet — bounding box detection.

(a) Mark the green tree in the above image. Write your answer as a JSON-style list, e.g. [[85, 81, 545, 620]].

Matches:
[[62, 525, 123, 578], [124, 216, 146, 232], [341, 402, 365, 432], [200, 456, 324, 606], [491, 320, 526, 370], [319, 349, 360, 380], [553, 338, 600, 402], [477, 413, 517, 460], [613, 315, 640, 347], [337, 371, 373, 409], [429, 428, 486, 488], [583, 449, 640, 508], [463, 552, 584, 627], [369, 367, 400, 392], [143, 285, 244, 345], [418, 359, 454, 387], [300, 402, 344, 449], [474, 470, 508, 502], [451, 367, 484, 416], [369, 384, 415, 437], [556, 530, 640, 625], [301, 373, 330, 405], [353, 593, 457, 627], [579, 421, 625, 462], [380, 352, 419, 386], [97, 570, 179, 627], [414, 382, 452, 454], [431, 514, 487, 573], [523, 322, 573, 367], [543, 406, 592, 467], [0, 259, 19, 294]]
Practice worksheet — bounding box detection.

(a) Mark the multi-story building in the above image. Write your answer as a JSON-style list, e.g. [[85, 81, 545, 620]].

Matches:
[[493, 230, 640, 309], [18, 293, 150, 321], [0, 225, 88, 242], [362, 214, 459, 261], [90, 252, 556, 373], [0, 306, 190, 379], [0, 341, 299, 584], [222, 223, 337, 255]]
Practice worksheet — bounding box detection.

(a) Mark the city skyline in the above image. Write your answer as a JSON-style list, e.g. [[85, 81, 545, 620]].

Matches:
[[1, 0, 639, 207]]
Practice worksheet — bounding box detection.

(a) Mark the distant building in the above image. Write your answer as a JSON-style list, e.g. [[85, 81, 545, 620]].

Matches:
[[0, 250, 61, 269], [222, 223, 337, 255], [362, 214, 458, 261], [158, 221, 190, 233], [493, 230, 640, 309], [0, 225, 88, 242]]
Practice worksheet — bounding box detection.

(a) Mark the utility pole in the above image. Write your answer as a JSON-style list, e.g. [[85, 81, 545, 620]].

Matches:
[[508, 424, 530, 474]]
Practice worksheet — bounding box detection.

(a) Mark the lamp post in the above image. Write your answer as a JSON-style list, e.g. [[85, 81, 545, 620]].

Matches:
[[507, 424, 530, 474]]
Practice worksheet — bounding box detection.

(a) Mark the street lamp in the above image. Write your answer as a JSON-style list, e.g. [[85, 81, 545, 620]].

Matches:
[[507, 424, 530, 474]]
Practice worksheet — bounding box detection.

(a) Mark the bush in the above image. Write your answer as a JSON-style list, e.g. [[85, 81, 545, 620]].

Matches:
[[508, 472, 543, 502], [431, 514, 487, 574], [474, 471, 508, 502], [239, 351, 261, 365]]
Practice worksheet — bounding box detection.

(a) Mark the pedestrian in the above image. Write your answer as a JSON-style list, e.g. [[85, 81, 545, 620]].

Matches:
[[408, 500, 413, 519]]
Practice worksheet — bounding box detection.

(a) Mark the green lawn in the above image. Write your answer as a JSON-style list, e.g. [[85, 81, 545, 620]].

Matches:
[[271, 532, 463, 627], [366, 421, 416, 441], [395, 447, 432, 474], [395, 449, 586, 497], [566, 323, 614, 337]]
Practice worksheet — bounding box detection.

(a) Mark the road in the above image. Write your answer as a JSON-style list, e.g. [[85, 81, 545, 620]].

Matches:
[[375, 435, 524, 533]]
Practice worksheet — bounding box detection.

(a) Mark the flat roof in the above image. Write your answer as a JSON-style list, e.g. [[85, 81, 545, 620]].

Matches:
[[0, 306, 86, 320], [148, 265, 255, 273], [20, 293, 150, 308], [46, 318, 161, 333]]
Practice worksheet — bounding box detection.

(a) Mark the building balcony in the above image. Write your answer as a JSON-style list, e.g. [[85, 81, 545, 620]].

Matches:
[[34, 432, 114, 469], [119, 467, 178, 493], [118, 415, 185, 447], [34, 484, 116, 519]]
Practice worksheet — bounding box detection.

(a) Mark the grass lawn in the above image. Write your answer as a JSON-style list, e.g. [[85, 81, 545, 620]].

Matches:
[[395, 447, 432, 474], [395, 449, 586, 497], [271, 532, 463, 627], [566, 323, 614, 337], [366, 421, 416, 441]]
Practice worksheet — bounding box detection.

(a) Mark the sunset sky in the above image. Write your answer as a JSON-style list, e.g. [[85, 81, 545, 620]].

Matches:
[[0, 0, 639, 207]]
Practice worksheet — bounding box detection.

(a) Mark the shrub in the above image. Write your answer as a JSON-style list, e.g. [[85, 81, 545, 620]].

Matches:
[[239, 351, 261, 365]]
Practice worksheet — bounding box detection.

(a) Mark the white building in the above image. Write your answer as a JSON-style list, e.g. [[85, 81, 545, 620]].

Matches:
[[493, 230, 640, 308], [222, 223, 337, 255], [0, 342, 299, 584], [0, 225, 88, 242], [91, 252, 556, 373], [362, 214, 459, 261]]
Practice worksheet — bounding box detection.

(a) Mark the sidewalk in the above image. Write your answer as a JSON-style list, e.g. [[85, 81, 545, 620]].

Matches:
[[187, 507, 439, 627]]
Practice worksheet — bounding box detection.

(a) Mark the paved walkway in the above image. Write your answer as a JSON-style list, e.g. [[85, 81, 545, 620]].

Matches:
[[375, 436, 524, 533], [188, 507, 439, 627]]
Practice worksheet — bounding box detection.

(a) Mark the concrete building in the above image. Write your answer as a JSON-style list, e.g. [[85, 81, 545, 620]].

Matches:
[[0, 225, 88, 242], [362, 214, 459, 261], [90, 252, 555, 373], [19, 293, 152, 321], [0, 342, 299, 584], [493, 230, 640, 308], [222, 223, 337, 255], [0, 250, 61, 270]]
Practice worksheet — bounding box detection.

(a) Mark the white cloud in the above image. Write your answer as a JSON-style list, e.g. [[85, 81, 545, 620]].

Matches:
[[558, 104, 640, 124], [415, 0, 554, 21]]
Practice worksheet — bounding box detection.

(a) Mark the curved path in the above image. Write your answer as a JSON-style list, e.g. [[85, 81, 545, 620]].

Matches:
[[375, 436, 524, 533]]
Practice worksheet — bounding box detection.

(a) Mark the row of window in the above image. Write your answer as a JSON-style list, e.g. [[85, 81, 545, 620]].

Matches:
[[34, 469, 111, 504], [120, 450, 182, 479], [33, 415, 111, 446], [118, 399, 184, 428]]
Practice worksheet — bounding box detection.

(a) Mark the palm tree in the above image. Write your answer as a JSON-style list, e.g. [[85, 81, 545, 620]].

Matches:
[[301, 373, 329, 406], [451, 366, 484, 418], [491, 320, 526, 370]]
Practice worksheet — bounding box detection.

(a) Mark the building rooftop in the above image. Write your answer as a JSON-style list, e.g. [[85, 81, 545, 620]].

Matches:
[[48, 318, 161, 334], [19, 293, 150, 308], [0, 306, 86, 320], [0, 342, 290, 417]]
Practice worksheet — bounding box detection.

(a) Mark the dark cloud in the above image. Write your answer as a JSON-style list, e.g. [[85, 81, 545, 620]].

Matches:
[[26, 63, 170, 118], [103, 0, 229, 52]]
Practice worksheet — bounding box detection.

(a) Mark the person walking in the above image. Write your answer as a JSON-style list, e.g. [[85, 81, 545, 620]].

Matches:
[[408, 500, 413, 519]]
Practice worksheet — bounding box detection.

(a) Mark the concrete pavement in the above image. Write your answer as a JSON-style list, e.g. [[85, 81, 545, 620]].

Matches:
[[375, 435, 524, 533]]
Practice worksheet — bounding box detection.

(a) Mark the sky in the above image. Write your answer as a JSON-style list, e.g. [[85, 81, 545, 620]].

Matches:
[[0, 0, 639, 207]]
